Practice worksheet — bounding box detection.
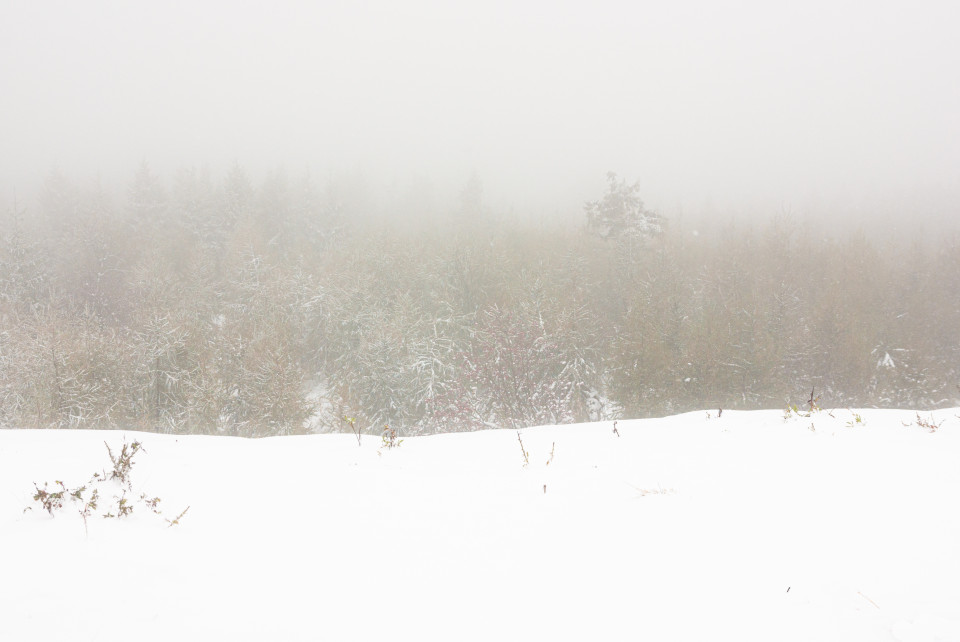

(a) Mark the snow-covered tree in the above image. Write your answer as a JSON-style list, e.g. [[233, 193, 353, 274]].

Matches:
[[585, 172, 663, 240]]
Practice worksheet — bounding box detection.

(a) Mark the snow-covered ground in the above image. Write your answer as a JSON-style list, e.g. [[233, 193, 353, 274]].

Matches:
[[3, 408, 959, 641]]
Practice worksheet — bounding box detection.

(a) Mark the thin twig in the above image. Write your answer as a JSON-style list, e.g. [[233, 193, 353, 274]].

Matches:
[[857, 591, 880, 610]]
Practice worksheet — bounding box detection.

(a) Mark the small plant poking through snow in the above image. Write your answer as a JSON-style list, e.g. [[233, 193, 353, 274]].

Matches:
[[381, 425, 402, 450], [783, 405, 804, 421], [25, 439, 187, 532], [103, 493, 134, 519], [624, 481, 676, 498], [377, 425, 403, 457], [516, 430, 529, 467], [635, 487, 675, 497], [785, 387, 823, 421], [105, 439, 143, 489], [846, 411, 865, 428], [165, 506, 190, 528], [913, 413, 944, 433], [31, 481, 69, 515], [141, 494, 163, 514], [343, 416, 362, 447], [79, 488, 99, 535]]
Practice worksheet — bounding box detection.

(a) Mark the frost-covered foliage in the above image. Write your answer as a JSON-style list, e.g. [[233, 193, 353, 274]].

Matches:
[[585, 172, 663, 241], [0, 166, 958, 435], [447, 302, 605, 430]]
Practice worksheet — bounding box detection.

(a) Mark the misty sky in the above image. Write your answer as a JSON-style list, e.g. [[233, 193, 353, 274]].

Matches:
[[2, 0, 958, 222]]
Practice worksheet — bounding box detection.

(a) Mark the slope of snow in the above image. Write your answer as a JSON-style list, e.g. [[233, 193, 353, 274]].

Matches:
[[2, 408, 959, 641]]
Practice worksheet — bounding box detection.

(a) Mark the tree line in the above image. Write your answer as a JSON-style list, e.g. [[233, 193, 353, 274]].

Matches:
[[1, 164, 957, 436]]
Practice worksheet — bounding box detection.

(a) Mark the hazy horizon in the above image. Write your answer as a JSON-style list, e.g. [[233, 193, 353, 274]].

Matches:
[[3, 0, 958, 228]]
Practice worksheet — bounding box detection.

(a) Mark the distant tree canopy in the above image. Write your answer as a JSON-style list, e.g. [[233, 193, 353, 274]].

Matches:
[[585, 172, 663, 240]]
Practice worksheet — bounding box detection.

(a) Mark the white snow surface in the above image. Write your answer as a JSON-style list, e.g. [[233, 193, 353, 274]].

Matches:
[[3, 408, 960, 641]]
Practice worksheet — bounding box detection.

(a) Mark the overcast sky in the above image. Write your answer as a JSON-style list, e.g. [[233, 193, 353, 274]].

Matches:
[[2, 0, 958, 223]]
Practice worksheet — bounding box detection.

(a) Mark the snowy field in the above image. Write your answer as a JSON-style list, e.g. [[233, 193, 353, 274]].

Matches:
[[3, 408, 959, 642]]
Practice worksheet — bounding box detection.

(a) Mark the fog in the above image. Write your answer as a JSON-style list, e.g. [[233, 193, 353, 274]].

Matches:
[[3, 1, 960, 435], [2, 0, 957, 227]]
